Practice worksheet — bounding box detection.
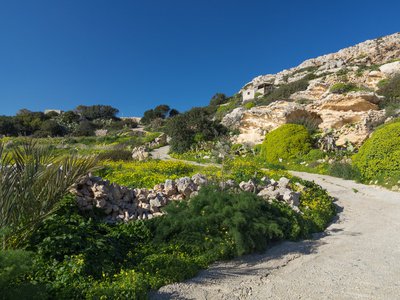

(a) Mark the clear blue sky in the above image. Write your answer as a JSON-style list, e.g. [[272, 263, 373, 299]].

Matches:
[[0, 0, 399, 117]]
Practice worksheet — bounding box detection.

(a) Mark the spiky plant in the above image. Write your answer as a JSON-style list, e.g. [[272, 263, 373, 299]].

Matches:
[[0, 142, 98, 248]]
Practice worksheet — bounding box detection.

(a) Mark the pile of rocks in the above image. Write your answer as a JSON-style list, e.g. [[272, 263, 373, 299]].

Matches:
[[237, 176, 301, 212], [71, 174, 207, 223], [71, 174, 301, 223]]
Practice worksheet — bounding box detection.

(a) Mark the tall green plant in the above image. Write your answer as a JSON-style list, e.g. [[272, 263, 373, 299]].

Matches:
[[0, 142, 98, 248]]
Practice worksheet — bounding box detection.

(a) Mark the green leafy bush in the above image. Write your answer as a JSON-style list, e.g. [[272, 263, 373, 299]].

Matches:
[[377, 74, 400, 101], [165, 107, 227, 153], [293, 178, 336, 231], [19, 176, 334, 299], [86, 269, 148, 300], [0, 142, 98, 248], [97, 149, 132, 161], [329, 82, 359, 94], [353, 121, 400, 182], [244, 101, 255, 109], [328, 162, 361, 181], [0, 250, 46, 300], [377, 74, 400, 116], [261, 124, 312, 162], [256, 76, 314, 106], [287, 113, 322, 134]]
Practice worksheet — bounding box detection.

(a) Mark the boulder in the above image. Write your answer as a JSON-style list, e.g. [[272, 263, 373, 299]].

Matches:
[[132, 146, 150, 161], [191, 173, 208, 186], [278, 177, 290, 189], [164, 179, 177, 196], [239, 180, 257, 193], [176, 177, 197, 198], [379, 61, 400, 77]]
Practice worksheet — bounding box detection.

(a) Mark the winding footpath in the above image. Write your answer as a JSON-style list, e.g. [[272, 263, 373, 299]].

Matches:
[[151, 171, 400, 300]]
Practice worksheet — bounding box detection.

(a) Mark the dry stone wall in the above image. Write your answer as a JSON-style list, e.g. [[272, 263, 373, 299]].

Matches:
[[71, 174, 302, 223]]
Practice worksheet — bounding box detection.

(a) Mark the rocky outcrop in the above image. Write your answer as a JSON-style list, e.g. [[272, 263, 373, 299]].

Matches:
[[318, 92, 381, 112], [234, 102, 322, 145], [379, 61, 400, 77], [71, 174, 302, 223], [221, 107, 246, 129], [231, 33, 400, 146], [241, 33, 400, 90]]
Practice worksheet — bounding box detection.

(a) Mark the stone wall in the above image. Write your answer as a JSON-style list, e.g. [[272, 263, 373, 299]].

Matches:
[[71, 174, 302, 223]]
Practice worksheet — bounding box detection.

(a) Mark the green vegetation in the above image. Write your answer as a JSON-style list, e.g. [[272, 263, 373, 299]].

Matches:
[[328, 162, 361, 181], [98, 160, 218, 188], [0, 144, 336, 299], [244, 101, 255, 109], [256, 75, 314, 106], [165, 107, 227, 153], [353, 121, 400, 184], [377, 74, 400, 116], [0, 142, 98, 248], [0, 105, 138, 138], [7, 179, 333, 299], [0, 250, 47, 299], [330, 82, 359, 94], [140, 104, 179, 126], [261, 124, 312, 163], [287, 113, 322, 134], [209, 93, 229, 107], [75, 105, 119, 121], [213, 94, 242, 120]]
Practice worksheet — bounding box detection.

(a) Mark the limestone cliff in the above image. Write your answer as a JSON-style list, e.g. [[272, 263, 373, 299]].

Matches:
[[224, 33, 400, 146]]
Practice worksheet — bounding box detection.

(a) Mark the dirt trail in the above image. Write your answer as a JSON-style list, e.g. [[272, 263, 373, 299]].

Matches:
[[151, 172, 400, 300]]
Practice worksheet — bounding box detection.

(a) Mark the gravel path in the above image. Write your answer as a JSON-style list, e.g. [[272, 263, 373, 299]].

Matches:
[[150, 172, 400, 300], [151, 145, 171, 160]]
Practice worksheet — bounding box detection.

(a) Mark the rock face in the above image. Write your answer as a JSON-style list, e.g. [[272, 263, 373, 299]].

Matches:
[[231, 33, 400, 146], [71, 174, 302, 223]]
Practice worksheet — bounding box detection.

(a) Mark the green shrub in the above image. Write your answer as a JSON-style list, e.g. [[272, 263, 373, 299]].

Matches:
[[302, 149, 326, 161], [85, 269, 148, 300], [261, 124, 312, 162], [166, 107, 227, 153], [97, 149, 132, 161], [330, 82, 359, 94], [287, 113, 322, 134], [378, 75, 400, 98], [0, 142, 98, 248], [244, 101, 255, 109], [214, 101, 239, 120], [328, 162, 361, 181], [99, 160, 198, 188], [0, 250, 46, 300], [152, 187, 300, 257], [293, 179, 336, 231], [353, 122, 400, 182], [256, 76, 313, 105], [20, 177, 334, 299], [377, 74, 400, 116]]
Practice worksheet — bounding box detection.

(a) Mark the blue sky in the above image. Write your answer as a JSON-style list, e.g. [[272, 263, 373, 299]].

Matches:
[[0, 0, 399, 116]]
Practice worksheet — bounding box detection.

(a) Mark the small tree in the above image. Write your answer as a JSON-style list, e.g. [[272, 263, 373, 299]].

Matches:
[[0, 142, 98, 248], [74, 120, 95, 136], [165, 107, 227, 153], [37, 120, 67, 137], [209, 93, 228, 107], [75, 105, 119, 120]]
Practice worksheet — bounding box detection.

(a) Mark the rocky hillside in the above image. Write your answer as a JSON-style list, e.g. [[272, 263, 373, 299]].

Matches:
[[223, 32, 400, 146]]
